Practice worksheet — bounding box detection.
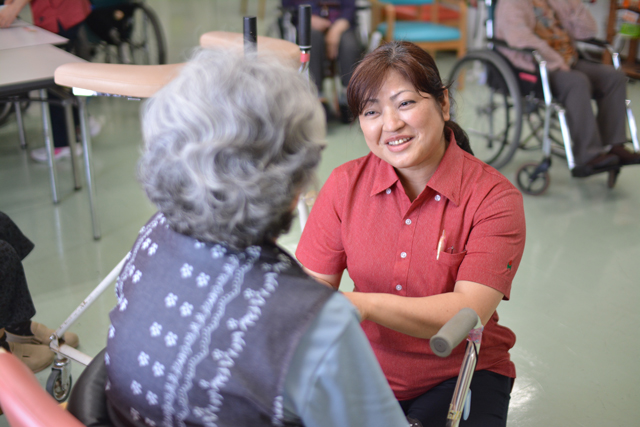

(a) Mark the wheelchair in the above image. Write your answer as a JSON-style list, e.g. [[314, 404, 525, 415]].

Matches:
[[269, 1, 371, 122], [82, 0, 167, 65], [447, 0, 639, 195]]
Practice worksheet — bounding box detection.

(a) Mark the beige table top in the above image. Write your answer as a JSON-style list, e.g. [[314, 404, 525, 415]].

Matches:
[[0, 44, 86, 96], [0, 18, 68, 50]]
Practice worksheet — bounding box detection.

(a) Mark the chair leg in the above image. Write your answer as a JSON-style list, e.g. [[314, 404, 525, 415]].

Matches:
[[556, 106, 576, 170]]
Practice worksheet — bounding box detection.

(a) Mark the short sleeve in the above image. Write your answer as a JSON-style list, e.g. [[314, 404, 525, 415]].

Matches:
[[456, 183, 526, 299], [296, 170, 348, 275]]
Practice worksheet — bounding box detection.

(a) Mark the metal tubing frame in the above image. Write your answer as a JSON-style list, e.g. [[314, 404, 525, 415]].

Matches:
[[446, 324, 483, 427], [13, 98, 28, 149], [39, 89, 59, 203], [77, 96, 101, 240], [626, 100, 640, 152], [63, 97, 82, 190], [51, 255, 127, 365]]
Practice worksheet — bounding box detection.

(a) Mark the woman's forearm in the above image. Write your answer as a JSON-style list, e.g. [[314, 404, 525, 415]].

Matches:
[[345, 280, 504, 339]]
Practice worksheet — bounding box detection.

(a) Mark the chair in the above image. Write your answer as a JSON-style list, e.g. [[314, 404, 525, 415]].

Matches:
[[447, 0, 640, 195], [370, 0, 468, 58], [0, 349, 85, 427]]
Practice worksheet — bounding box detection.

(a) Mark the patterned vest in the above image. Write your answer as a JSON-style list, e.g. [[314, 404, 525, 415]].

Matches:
[[105, 213, 334, 427]]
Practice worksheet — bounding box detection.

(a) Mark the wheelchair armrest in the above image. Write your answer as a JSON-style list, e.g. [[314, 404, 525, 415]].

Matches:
[[579, 38, 609, 49], [487, 37, 536, 55]]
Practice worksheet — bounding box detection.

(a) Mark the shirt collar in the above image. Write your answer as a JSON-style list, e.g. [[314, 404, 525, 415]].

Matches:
[[427, 132, 463, 207], [370, 155, 400, 197], [369, 132, 464, 206]]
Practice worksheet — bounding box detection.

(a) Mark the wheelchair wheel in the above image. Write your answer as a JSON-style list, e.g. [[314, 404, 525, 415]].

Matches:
[[120, 2, 166, 65], [448, 50, 523, 169], [46, 369, 73, 402], [516, 162, 550, 196]]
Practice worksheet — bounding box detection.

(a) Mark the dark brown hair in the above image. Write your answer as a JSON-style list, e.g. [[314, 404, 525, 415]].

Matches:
[[347, 41, 472, 155]]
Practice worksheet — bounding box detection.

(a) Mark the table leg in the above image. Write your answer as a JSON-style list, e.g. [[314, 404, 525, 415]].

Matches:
[[39, 89, 59, 204], [13, 98, 28, 149], [77, 97, 101, 240], [63, 98, 82, 190]]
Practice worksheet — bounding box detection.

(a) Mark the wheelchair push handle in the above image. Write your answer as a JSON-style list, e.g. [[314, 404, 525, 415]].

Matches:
[[430, 308, 480, 358], [298, 5, 312, 49], [243, 16, 257, 55]]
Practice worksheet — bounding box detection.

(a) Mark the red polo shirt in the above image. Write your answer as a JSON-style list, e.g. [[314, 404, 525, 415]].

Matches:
[[296, 138, 526, 401], [30, 0, 92, 33]]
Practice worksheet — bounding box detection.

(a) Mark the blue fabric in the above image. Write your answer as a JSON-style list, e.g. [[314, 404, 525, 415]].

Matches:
[[282, 293, 408, 427], [378, 21, 461, 42]]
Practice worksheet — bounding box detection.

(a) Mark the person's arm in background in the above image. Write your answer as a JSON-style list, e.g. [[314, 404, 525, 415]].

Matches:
[[283, 293, 409, 427], [0, 0, 30, 28], [495, 0, 569, 71], [553, 0, 597, 41]]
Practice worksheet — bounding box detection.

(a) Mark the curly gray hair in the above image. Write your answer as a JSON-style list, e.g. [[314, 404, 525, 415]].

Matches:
[[138, 48, 325, 249]]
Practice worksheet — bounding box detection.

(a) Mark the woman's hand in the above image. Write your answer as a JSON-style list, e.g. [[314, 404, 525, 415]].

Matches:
[[0, 3, 20, 28]]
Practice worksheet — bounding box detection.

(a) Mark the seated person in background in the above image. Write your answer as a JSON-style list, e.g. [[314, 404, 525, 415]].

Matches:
[[496, 0, 640, 177], [0, 211, 79, 373], [0, 0, 97, 163], [104, 48, 409, 427], [282, 0, 363, 120]]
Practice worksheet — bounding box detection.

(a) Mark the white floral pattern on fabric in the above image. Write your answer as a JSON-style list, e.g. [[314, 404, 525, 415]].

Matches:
[[181, 263, 194, 278], [131, 380, 142, 395], [152, 361, 165, 377], [272, 395, 284, 426], [119, 298, 128, 311], [180, 302, 194, 317], [150, 322, 162, 337], [196, 272, 210, 288], [148, 243, 158, 256], [165, 293, 178, 308], [131, 408, 140, 421], [164, 331, 178, 347], [108, 325, 115, 338], [142, 238, 152, 250], [146, 390, 159, 405], [210, 244, 226, 258], [145, 417, 156, 426], [194, 241, 205, 249], [138, 351, 150, 367], [105, 352, 110, 365], [132, 270, 142, 283]]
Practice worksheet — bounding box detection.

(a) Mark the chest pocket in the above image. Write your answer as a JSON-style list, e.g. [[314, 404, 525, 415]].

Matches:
[[435, 250, 467, 292]]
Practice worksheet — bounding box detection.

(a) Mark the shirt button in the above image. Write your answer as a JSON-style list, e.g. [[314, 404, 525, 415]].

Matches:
[[386, 188, 392, 194], [405, 219, 412, 225], [435, 195, 441, 201], [400, 252, 407, 258], [395, 284, 402, 291]]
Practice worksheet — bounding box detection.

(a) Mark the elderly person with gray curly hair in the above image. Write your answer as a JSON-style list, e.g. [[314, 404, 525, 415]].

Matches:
[[102, 49, 408, 427]]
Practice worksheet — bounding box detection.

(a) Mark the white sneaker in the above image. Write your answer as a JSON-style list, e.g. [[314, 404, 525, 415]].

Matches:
[[30, 145, 82, 163]]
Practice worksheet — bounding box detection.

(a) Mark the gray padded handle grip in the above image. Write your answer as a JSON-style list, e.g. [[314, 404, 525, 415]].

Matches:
[[430, 308, 479, 358]]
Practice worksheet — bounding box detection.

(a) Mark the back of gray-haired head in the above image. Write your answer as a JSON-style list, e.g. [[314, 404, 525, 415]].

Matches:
[[139, 48, 325, 249]]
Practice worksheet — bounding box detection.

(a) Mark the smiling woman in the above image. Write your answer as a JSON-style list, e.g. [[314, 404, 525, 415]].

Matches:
[[296, 41, 526, 427]]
